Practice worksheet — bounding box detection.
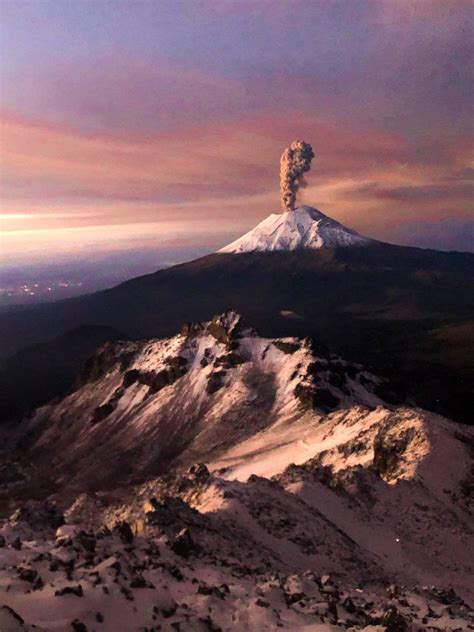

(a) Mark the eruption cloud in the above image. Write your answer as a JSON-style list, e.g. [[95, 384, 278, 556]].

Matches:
[[279, 140, 315, 212]]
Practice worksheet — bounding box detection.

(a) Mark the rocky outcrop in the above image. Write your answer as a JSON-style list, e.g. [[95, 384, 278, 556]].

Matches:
[[206, 310, 245, 346], [9, 501, 64, 532], [272, 340, 300, 354], [122, 357, 188, 395], [206, 370, 227, 395], [372, 415, 429, 481], [76, 342, 137, 387], [294, 383, 341, 412]]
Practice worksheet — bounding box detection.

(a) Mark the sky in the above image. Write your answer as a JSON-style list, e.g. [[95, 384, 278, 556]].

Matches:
[[1, 0, 473, 298]]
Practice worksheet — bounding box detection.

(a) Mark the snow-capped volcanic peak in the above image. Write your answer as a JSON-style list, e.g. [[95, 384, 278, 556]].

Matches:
[[219, 205, 372, 253]]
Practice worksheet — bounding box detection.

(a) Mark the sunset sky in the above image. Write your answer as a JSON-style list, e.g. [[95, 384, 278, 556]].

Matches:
[[1, 0, 473, 292]]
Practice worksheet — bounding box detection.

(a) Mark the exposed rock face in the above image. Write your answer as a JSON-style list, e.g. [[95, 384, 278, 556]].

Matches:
[[206, 369, 227, 395], [121, 356, 188, 396], [372, 414, 430, 482], [77, 342, 136, 387], [206, 310, 245, 345], [294, 383, 341, 412], [272, 340, 301, 354], [91, 400, 116, 425], [145, 496, 200, 529], [9, 501, 64, 532], [187, 463, 210, 482]]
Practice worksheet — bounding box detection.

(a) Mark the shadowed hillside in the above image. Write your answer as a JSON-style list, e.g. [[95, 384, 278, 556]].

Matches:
[[0, 243, 473, 423]]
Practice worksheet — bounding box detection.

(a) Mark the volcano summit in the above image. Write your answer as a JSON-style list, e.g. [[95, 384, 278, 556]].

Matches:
[[219, 205, 373, 253]]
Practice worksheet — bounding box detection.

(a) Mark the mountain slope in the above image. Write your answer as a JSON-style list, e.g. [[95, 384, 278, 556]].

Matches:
[[0, 325, 126, 421], [219, 206, 372, 252], [1, 241, 473, 424], [1, 313, 473, 630], [10, 311, 388, 492]]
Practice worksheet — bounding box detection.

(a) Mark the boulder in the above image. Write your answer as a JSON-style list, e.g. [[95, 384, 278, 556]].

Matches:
[[379, 605, 408, 632], [11, 537, 22, 550], [56, 524, 79, 540], [17, 566, 38, 583], [187, 463, 210, 483], [91, 402, 115, 424], [114, 521, 134, 544], [75, 531, 96, 553], [206, 371, 226, 395], [55, 584, 83, 597], [171, 527, 199, 558], [122, 368, 139, 387]]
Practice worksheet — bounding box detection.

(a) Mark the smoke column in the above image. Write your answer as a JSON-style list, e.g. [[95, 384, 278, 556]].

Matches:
[[279, 140, 314, 212]]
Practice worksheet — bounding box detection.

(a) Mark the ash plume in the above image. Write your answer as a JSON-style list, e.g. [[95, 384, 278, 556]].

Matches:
[[279, 140, 314, 212]]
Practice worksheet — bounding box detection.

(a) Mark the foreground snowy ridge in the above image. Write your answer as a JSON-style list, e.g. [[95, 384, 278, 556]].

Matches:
[[218, 206, 373, 253], [1, 311, 473, 630], [10, 310, 388, 490]]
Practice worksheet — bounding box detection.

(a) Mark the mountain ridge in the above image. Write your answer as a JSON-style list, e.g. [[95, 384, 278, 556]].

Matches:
[[1, 242, 473, 424], [1, 311, 473, 630]]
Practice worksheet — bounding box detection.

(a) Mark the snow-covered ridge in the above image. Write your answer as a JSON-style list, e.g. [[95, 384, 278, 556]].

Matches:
[[219, 205, 373, 253], [12, 310, 472, 500], [16, 311, 386, 490], [2, 311, 474, 629]]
